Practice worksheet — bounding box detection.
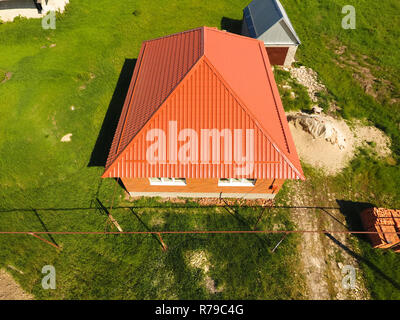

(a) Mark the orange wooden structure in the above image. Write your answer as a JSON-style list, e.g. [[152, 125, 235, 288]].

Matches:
[[360, 207, 400, 253]]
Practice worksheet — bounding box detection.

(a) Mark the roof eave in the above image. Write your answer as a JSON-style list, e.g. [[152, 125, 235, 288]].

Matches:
[[102, 55, 207, 178]]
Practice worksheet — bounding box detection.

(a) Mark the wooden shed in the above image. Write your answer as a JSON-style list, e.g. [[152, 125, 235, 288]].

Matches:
[[102, 27, 304, 199], [242, 0, 301, 66]]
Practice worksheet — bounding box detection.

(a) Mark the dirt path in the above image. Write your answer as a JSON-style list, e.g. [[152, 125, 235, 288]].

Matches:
[[288, 181, 370, 300], [0, 269, 33, 300]]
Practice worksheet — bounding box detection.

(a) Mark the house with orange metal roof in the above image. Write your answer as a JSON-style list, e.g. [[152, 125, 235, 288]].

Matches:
[[102, 27, 304, 199]]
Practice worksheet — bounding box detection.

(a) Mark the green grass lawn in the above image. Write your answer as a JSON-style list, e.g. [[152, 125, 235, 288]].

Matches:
[[280, 0, 400, 299], [0, 197, 304, 299], [0, 0, 399, 299]]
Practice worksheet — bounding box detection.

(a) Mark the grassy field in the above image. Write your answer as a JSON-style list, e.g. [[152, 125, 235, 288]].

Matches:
[[280, 0, 400, 299], [300, 160, 400, 300], [0, 0, 305, 299], [0, 196, 304, 299], [284, 0, 400, 154], [0, 0, 399, 299]]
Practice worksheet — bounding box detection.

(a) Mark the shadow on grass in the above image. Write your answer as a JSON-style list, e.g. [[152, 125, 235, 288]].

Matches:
[[324, 232, 400, 291], [0, 204, 345, 213], [220, 17, 243, 35], [88, 58, 137, 167], [32, 209, 59, 247], [336, 199, 375, 242], [3, 202, 300, 298], [129, 207, 165, 250], [221, 201, 275, 252], [335, 199, 400, 293]]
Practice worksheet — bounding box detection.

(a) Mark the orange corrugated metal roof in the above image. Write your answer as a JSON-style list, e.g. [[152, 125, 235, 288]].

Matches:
[[361, 207, 400, 249], [102, 27, 304, 180]]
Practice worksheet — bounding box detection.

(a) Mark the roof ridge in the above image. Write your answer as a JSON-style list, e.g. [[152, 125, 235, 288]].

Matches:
[[272, 0, 301, 44], [244, 0, 300, 45], [247, 5, 257, 35], [114, 44, 148, 155], [103, 44, 147, 169], [205, 26, 263, 44], [256, 42, 290, 154], [143, 26, 204, 44], [271, 0, 284, 20], [103, 30, 204, 172]]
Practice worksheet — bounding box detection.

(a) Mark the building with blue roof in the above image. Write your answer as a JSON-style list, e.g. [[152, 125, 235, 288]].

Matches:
[[242, 0, 300, 66]]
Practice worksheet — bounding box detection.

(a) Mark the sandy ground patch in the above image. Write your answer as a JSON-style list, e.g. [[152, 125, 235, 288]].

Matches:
[[186, 250, 211, 273], [287, 112, 391, 175], [286, 64, 391, 176], [0, 269, 33, 300], [185, 250, 223, 294]]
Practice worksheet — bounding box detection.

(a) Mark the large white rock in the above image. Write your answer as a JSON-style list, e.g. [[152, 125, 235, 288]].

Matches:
[[287, 113, 346, 149], [61, 133, 72, 142]]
